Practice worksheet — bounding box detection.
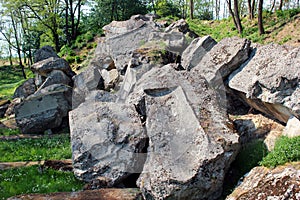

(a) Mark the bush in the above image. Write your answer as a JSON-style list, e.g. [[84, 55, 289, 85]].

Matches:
[[260, 136, 300, 168], [65, 55, 75, 63]]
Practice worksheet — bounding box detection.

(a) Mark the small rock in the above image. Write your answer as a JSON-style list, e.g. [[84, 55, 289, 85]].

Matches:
[[37, 70, 71, 91], [283, 116, 300, 137], [5, 98, 22, 117], [0, 100, 10, 118], [13, 78, 36, 99]]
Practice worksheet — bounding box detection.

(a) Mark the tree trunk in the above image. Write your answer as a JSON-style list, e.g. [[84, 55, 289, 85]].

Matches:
[[65, 0, 70, 44], [190, 0, 194, 19], [258, 0, 265, 35], [227, 0, 239, 30], [233, 0, 243, 34], [279, 0, 283, 10], [270, 0, 275, 12], [10, 13, 26, 79], [75, 0, 81, 39], [248, 0, 256, 19], [8, 45, 13, 66]]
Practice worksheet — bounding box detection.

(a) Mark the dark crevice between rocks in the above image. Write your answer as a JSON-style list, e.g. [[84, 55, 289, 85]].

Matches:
[[119, 97, 150, 189]]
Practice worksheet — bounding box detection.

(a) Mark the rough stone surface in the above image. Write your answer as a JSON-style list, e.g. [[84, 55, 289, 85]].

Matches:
[[192, 37, 251, 86], [283, 116, 300, 137], [15, 84, 72, 134], [101, 69, 119, 90], [105, 24, 157, 72], [103, 14, 152, 37], [38, 70, 71, 90], [34, 45, 59, 63], [0, 100, 10, 118], [165, 19, 198, 38], [116, 47, 178, 103], [5, 98, 22, 117], [229, 44, 299, 123], [72, 64, 105, 109], [31, 57, 75, 78], [181, 35, 217, 70], [126, 65, 240, 200], [8, 188, 142, 200], [13, 78, 36, 99], [226, 162, 300, 200], [69, 101, 146, 184]]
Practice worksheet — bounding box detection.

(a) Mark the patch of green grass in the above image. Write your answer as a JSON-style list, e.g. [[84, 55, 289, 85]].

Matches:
[[0, 165, 84, 200], [260, 136, 300, 168], [0, 65, 34, 99], [0, 134, 71, 162], [0, 128, 20, 136]]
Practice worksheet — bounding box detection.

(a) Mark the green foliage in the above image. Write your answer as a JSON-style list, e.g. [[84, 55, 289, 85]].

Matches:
[[0, 134, 71, 162], [276, 8, 300, 20], [155, 0, 180, 18], [0, 166, 84, 200], [260, 136, 300, 168], [58, 45, 75, 57], [0, 128, 20, 136]]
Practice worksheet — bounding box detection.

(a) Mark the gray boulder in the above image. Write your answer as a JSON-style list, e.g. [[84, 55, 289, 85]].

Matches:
[[105, 23, 157, 72], [31, 57, 75, 78], [38, 70, 71, 91], [72, 64, 105, 109], [126, 65, 239, 200], [13, 78, 36, 99], [181, 35, 217, 70], [103, 14, 153, 37], [34, 45, 59, 63], [15, 84, 72, 134], [69, 100, 146, 184], [229, 44, 299, 123], [192, 37, 251, 86]]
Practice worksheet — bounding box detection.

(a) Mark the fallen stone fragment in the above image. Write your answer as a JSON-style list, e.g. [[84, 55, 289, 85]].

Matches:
[[226, 162, 300, 200], [229, 44, 299, 123], [8, 188, 142, 200]]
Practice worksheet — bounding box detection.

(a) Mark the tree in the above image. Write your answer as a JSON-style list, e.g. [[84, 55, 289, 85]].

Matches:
[[248, 0, 256, 19], [190, 0, 194, 19], [227, 0, 243, 34], [63, 0, 84, 44], [258, 0, 264, 35]]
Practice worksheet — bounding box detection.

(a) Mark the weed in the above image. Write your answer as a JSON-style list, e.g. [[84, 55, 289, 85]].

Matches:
[[260, 136, 300, 168], [0, 165, 84, 200], [0, 128, 20, 136]]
